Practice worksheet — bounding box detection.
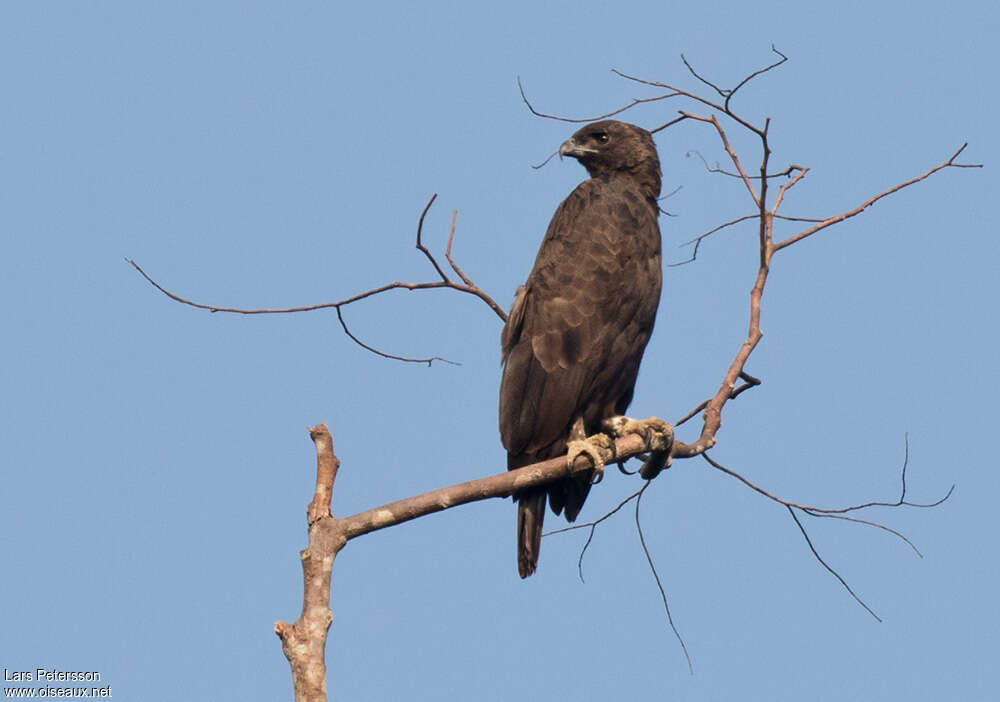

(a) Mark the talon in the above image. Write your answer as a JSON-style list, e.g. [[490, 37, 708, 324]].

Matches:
[[608, 439, 634, 475], [614, 416, 674, 453], [617, 461, 636, 475], [606, 417, 674, 480], [566, 433, 612, 482]]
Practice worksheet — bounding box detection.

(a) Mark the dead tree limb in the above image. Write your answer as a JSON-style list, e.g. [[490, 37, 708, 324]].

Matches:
[[513, 49, 976, 661], [128, 193, 505, 366], [274, 424, 342, 702], [129, 48, 981, 698], [275, 422, 673, 699]]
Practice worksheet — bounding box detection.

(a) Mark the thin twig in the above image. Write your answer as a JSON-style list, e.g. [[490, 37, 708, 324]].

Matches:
[[794, 435, 955, 514], [544, 488, 644, 583], [336, 307, 458, 366], [787, 506, 882, 622], [723, 46, 788, 112], [636, 483, 693, 674], [128, 194, 508, 365], [774, 213, 825, 223], [658, 184, 683, 217], [774, 144, 982, 251], [804, 509, 923, 557], [680, 112, 759, 207], [674, 372, 760, 427], [679, 53, 729, 98], [699, 444, 953, 603], [660, 185, 683, 201], [680, 45, 788, 113], [444, 210, 475, 287], [687, 149, 802, 181], [650, 114, 690, 134], [701, 448, 950, 523], [769, 166, 810, 213], [668, 214, 758, 267], [517, 76, 683, 124], [611, 70, 763, 137], [530, 150, 559, 170], [520, 49, 783, 137], [415, 194, 450, 282]]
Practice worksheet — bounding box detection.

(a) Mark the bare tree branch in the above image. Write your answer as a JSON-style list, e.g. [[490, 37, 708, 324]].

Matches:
[[546, 484, 696, 672], [511, 52, 974, 530], [701, 445, 950, 530], [650, 93, 976, 463], [128, 194, 507, 365], [518, 47, 786, 135], [265, 52, 978, 698], [276, 426, 674, 701], [610, 69, 763, 137], [787, 506, 882, 622], [687, 148, 803, 181], [658, 184, 683, 217], [649, 114, 691, 134], [635, 482, 693, 674], [773, 144, 982, 251], [681, 45, 788, 113], [337, 426, 672, 540], [415, 194, 450, 282], [275, 422, 674, 698], [723, 45, 788, 109], [674, 372, 761, 427], [680, 111, 760, 205], [544, 487, 644, 582], [517, 75, 683, 124], [444, 210, 475, 286], [275, 424, 343, 702], [668, 214, 759, 267], [698, 442, 953, 618], [335, 307, 459, 366]]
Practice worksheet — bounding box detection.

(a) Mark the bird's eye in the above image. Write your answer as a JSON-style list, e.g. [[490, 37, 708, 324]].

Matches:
[[594, 132, 609, 143]]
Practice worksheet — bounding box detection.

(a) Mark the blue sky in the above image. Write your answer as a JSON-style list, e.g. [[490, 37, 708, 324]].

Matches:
[[1, 2, 996, 700]]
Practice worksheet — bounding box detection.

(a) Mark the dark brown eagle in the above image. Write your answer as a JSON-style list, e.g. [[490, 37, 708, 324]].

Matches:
[[499, 120, 663, 578]]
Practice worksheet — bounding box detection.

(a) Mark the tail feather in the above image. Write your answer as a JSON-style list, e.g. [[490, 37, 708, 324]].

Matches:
[[517, 489, 547, 578]]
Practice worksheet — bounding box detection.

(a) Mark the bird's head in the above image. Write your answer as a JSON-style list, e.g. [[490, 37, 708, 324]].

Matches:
[[558, 120, 661, 193]]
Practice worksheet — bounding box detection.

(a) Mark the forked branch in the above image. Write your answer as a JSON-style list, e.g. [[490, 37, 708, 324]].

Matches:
[[773, 144, 981, 251], [516, 51, 973, 662], [701, 440, 953, 620], [624, 54, 981, 460], [133, 49, 978, 699], [277, 420, 675, 698], [128, 194, 505, 366]]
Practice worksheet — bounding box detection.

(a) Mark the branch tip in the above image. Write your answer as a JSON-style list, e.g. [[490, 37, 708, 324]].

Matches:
[[636, 484, 694, 674], [788, 507, 881, 622]]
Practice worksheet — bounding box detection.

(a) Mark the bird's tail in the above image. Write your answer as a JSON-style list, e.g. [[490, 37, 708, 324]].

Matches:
[[517, 488, 547, 578]]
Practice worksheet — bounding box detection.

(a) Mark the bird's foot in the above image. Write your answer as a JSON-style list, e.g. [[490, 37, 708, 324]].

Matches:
[[566, 433, 612, 484], [602, 416, 674, 479], [606, 416, 673, 450]]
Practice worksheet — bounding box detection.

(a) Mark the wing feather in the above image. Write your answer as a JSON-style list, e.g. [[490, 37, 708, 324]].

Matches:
[[500, 121, 664, 576], [499, 178, 659, 458]]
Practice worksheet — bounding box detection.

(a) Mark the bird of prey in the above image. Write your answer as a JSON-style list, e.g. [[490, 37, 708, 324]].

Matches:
[[499, 120, 664, 578]]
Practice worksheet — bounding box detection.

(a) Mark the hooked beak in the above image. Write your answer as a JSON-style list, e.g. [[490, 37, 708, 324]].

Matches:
[[558, 137, 597, 160]]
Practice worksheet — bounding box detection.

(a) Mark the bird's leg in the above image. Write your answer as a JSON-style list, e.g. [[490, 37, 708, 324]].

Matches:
[[601, 416, 674, 480], [565, 416, 612, 484]]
